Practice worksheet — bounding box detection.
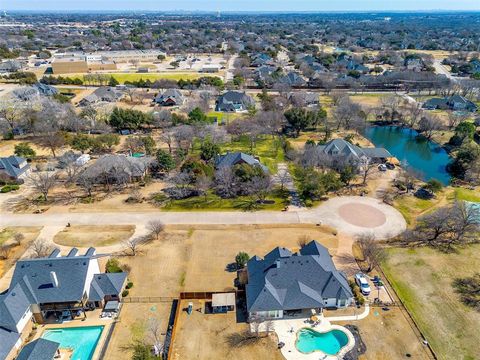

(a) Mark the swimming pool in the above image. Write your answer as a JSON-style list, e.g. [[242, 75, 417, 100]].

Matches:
[[295, 328, 349, 355], [41, 326, 104, 360]]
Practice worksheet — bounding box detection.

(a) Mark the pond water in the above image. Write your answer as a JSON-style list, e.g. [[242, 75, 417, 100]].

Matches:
[[364, 126, 452, 185]]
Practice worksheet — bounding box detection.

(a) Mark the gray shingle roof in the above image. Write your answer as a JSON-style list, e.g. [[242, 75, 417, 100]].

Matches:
[[16, 338, 59, 360], [0, 283, 31, 332], [215, 152, 268, 173], [215, 91, 255, 112], [246, 240, 353, 312], [155, 89, 183, 105], [317, 139, 391, 160], [89, 273, 127, 302], [0, 328, 20, 360], [0, 156, 30, 179], [10, 254, 94, 304]]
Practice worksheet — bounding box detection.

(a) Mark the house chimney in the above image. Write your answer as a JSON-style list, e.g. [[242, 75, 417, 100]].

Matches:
[[50, 271, 59, 288]]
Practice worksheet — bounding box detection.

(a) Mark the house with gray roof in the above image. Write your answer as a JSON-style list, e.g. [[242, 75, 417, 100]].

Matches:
[[16, 339, 60, 360], [246, 240, 353, 319], [317, 139, 391, 164], [423, 95, 478, 112], [154, 89, 184, 106], [215, 151, 268, 173], [78, 86, 124, 106], [0, 156, 30, 181], [33, 82, 58, 97], [215, 91, 255, 112], [0, 247, 127, 360]]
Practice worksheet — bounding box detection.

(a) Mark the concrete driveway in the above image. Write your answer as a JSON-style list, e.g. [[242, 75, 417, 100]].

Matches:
[[0, 196, 405, 239]]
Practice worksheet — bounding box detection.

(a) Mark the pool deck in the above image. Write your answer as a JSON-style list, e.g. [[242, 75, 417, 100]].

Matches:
[[31, 309, 116, 360], [252, 306, 369, 360]]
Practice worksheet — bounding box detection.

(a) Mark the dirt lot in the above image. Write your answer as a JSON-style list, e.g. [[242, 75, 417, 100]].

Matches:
[[53, 225, 135, 247], [337, 307, 431, 360], [383, 246, 480, 360], [171, 299, 284, 360]]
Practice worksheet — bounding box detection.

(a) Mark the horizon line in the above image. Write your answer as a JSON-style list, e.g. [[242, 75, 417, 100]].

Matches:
[[3, 9, 480, 13]]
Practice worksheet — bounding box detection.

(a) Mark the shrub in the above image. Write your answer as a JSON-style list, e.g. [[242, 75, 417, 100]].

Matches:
[[126, 281, 134, 289], [122, 289, 129, 297], [106, 258, 123, 273], [1, 185, 20, 193], [349, 280, 365, 305]]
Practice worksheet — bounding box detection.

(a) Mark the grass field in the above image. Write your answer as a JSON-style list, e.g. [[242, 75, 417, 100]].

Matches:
[[53, 225, 135, 247], [220, 135, 285, 173], [58, 72, 207, 84], [451, 187, 480, 203], [158, 190, 288, 212], [382, 246, 480, 360]]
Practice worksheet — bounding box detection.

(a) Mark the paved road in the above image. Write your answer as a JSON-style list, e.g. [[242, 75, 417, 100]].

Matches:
[[0, 196, 406, 240]]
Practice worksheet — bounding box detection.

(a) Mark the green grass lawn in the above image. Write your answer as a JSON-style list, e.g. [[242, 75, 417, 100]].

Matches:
[[58, 72, 206, 84], [206, 111, 245, 125], [451, 187, 480, 203], [393, 194, 440, 225], [0, 229, 14, 246], [220, 135, 285, 173], [382, 246, 480, 360], [156, 190, 288, 212]]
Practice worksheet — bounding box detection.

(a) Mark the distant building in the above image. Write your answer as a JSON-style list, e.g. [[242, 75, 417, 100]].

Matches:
[[423, 95, 478, 112], [0, 156, 30, 181], [200, 64, 220, 73], [78, 86, 124, 106], [154, 89, 184, 106], [215, 91, 255, 112], [246, 241, 353, 319]]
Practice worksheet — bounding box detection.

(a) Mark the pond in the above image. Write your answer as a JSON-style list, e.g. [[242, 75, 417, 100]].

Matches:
[[363, 126, 452, 185]]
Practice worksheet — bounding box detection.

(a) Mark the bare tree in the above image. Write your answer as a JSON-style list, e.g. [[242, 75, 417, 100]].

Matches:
[[276, 169, 290, 191], [29, 171, 59, 201], [147, 318, 163, 351], [356, 233, 386, 272], [147, 220, 165, 240], [0, 99, 24, 138], [37, 132, 65, 158], [123, 237, 144, 256], [0, 245, 11, 260], [159, 130, 175, 154], [359, 157, 377, 185], [418, 114, 442, 140], [12, 233, 24, 246], [30, 238, 54, 258]]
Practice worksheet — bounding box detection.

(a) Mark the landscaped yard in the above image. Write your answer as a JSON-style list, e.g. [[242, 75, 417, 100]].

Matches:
[[382, 246, 480, 360], [451, 187, 480, 203], [393, 191, 449, 225], [53, 225, 135, 247], [157, 190, 288, 212], [220, 135, 285, 173]]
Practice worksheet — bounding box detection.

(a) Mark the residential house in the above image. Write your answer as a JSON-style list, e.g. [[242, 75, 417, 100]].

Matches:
[[0, 60, 22, 74], [11, 87, 40, 102], [278, 72, 307, 87], [81, 154, 154, 184], [154, 89, 184, 106], [317, 139, 391, 164], [246, 240, 353, 319], [0, 156, 30, 181], [251, 53, 274, 67], [289, 92, 320, 107], [78, 86, 124, 107], [0, 247, 127, 360], [215, 151, 268, 173], [405, 57, 423, 72], [215, 91, 255, 112], [33, 82, 58, 96], [423, 95, 478, 112], [16, 339, 60, 360]]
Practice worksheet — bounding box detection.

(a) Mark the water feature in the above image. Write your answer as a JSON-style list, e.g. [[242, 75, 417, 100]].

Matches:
[[295, 328, 349, 355], [364, 126, 452, 185], [42, 326, 104, 360]]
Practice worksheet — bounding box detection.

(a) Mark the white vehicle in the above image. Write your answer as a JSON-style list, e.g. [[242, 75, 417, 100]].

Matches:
[[378, 164, 387, 172], [355, 273, 371, 296]]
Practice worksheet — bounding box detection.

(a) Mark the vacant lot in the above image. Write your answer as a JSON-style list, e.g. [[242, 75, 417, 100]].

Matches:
[[382, 246, 480, 360], [53, 225, 135, 247], [171, 299, 284, 360], [0, 226, 42, 284]]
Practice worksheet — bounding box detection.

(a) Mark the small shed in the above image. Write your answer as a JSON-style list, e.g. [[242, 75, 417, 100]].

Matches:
[[211, 293, 236, 313], [104, 300, 121, 313]]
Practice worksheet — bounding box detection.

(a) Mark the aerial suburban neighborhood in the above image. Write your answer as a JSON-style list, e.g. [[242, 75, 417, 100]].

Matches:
[[0, 3, 479, 360]]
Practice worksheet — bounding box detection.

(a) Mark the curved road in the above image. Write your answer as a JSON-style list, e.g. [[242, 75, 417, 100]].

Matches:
[[0, 196, 406, 240]]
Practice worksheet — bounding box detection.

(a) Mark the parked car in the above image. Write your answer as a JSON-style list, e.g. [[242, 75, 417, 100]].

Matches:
[[355, 273, 371, 296], [378, 164, 387, 171]]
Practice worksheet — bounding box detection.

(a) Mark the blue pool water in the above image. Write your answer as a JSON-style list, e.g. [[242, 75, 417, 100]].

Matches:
[[295, 328, 349, 355], [42, 326, 104, 360], [467, 202, 480, 223], [364, 126, 452, 185]]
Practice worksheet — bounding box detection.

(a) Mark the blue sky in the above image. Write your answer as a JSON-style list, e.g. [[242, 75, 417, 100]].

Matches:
[[4, 0, 480, 11]]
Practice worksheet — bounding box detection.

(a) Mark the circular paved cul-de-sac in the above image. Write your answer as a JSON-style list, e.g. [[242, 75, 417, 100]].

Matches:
[[338, 203, 387, 228]]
